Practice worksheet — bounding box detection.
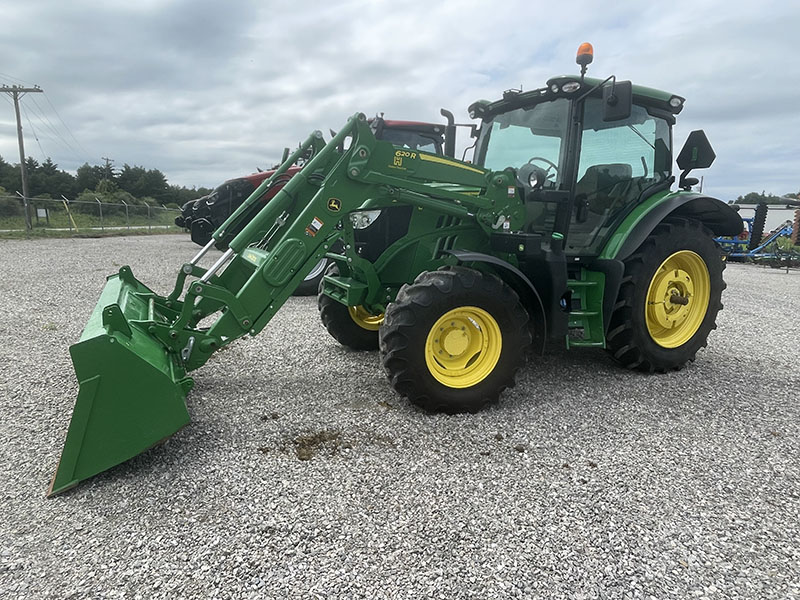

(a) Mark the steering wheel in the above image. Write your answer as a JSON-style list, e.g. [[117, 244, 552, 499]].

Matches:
[[527, 157, 559, 178]]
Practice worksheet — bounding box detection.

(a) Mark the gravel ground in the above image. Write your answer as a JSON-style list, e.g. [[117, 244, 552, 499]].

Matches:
[[0, 234, 798, 600]]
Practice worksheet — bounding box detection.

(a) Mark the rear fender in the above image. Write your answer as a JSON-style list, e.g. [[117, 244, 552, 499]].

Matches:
[[602, 191, 743, 261]]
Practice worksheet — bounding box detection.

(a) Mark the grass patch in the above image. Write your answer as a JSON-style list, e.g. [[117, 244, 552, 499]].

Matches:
[[0, 227, 185, 240]]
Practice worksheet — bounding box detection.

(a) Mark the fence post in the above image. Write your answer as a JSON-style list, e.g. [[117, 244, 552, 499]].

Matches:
[[121, 199, 129, 230], [95, 197, 104, 231], [61, 195, 73, 232], [144, 201, 151, 232]]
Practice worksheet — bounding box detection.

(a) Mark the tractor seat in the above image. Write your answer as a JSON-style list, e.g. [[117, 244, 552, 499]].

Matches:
[[575, 163, 633, 213]]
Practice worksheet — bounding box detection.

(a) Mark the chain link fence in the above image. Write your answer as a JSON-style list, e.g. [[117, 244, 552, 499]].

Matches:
[[0, 195, 182, 233]]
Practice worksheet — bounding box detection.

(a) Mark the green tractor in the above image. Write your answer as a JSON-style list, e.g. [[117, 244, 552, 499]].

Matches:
[[49, 45, 741, 495]]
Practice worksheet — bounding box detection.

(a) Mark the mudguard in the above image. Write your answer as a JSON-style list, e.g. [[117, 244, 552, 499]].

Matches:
[[603, 192, 743, 262], [445, 250, 547, 353]]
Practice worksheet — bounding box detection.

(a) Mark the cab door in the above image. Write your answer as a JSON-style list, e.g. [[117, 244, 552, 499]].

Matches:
[[566, 98, 672, 256]]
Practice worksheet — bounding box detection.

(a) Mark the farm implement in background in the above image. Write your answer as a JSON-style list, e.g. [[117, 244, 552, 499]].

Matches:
[[716, 198, 800, 269]]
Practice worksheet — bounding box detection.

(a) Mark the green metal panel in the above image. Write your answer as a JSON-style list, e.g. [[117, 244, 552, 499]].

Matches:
[[598, 190, 672, 260]]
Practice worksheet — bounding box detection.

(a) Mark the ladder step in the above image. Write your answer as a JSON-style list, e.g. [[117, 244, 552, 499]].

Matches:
[[568, 340, 606, 348], [568, 280, 598, 287], [570, 310, 600, 317]]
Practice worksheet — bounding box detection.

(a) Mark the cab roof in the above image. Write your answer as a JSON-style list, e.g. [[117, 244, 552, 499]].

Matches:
[[469, 74, 685, 120]]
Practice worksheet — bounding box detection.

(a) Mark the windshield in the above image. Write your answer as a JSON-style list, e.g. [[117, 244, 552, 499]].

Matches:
[[380, 128, 442, 154], [477, 98, 569, 183]]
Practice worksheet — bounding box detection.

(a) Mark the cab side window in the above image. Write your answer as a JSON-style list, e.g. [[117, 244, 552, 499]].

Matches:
[[576, 101, 670, 215], [567, 100, 671, 254]]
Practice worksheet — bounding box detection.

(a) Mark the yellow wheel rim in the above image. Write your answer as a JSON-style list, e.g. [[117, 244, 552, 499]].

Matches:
[[645, 250, 710, 348], [348, 306, 384, 331], [424, 306, 502, 388]]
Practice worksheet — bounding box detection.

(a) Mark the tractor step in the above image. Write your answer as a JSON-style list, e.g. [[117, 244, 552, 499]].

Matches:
[[566, 270, 606, 349], [566, 340, 606, 348], [567, 280, 598, 287]]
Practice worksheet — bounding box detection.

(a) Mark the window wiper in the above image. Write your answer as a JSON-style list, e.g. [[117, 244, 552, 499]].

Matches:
[[627, 124, 655, 151]]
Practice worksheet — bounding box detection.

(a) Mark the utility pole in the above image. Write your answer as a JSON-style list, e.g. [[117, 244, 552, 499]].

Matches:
[[101, 156, 114, 179], [2, 84, 43, 230]]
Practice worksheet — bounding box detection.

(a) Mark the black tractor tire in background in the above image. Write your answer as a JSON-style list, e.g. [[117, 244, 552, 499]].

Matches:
[[748, 202, 768, 251], [605, 218, 725, 373], [294, 257, 330, 296], [379, 266, 531, 414], [317, 264, 381, 350]]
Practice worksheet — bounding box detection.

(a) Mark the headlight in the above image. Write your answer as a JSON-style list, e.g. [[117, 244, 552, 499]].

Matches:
[[350, 210, 382, 229], [561, 81, 581, 93]]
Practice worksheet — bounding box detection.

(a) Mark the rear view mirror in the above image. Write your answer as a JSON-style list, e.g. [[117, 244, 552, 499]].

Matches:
[[677, 130, 716, 171], [602, 80, 632, 122]]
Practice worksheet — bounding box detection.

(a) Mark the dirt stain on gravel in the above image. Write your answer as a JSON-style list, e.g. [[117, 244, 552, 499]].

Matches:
[[265, 427, 396, 461], [293, 429, 342, 461]]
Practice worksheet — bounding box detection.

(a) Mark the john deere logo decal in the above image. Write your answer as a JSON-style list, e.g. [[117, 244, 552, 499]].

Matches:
[[327, 198, 341, 212]]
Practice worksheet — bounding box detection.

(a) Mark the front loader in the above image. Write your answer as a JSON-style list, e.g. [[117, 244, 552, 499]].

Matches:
[[50, 45, 742, 495], [177, 115, 456, 296]]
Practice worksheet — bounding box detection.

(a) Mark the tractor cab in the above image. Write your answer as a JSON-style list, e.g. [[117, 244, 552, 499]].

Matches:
[[469, 48, 689, 258], [370, 117, 447, 155]]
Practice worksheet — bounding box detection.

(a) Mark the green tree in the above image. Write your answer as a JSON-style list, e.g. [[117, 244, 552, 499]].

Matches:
[[139, 168, 169, 202], [75, 163, 100, 193], [736, 191, 782, 204], [117, 164, 147, 196]]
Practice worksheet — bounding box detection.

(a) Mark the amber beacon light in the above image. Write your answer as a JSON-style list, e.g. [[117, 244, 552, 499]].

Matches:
[[576, 42, 594, 78]]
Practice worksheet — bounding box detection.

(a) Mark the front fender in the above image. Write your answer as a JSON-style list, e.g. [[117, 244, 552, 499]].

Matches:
[[601, 191, 743, 261], [445, 250, 547, 354]]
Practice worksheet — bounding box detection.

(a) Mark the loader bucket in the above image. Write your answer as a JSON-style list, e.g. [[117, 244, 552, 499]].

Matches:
[[48, 268, 193, 496]]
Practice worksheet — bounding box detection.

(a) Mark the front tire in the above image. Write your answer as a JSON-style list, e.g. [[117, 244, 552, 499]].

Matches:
[[294, 257, 329, 296], [606, 218, 725, 372], [379, 266, 531, 414], [317, 264, 382, 350]]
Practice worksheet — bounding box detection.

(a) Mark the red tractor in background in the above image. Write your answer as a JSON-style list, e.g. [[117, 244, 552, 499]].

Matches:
[[176, 115, 458, 293]]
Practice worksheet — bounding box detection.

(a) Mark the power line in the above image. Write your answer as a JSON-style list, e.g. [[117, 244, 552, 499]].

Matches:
[[25, 96, 83, 160], [21, 102, 48, 160], [42, 92, 91, 160], [0, 72, 32, 86]]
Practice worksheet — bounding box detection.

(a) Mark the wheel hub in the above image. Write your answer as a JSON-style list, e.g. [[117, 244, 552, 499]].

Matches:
[[441, 326, 470, 356], [648, 267, 694, 329], [645, 251, 710, 348], [425, 308, 502, 388], [347, 306, 384, 331]]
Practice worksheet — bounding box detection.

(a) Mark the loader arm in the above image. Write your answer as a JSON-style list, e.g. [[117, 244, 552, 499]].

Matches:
[[165, 114, 521, 371], [49, 113, 525, 494]]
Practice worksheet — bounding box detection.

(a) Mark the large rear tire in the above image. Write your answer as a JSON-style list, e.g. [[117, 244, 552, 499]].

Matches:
[[606, 219, 725, 372], [317, 264, 382, 350], [379, 266, 530, 414]]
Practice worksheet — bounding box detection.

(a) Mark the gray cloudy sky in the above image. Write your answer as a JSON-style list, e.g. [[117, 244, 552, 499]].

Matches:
[[0, 0, 798, 202]]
